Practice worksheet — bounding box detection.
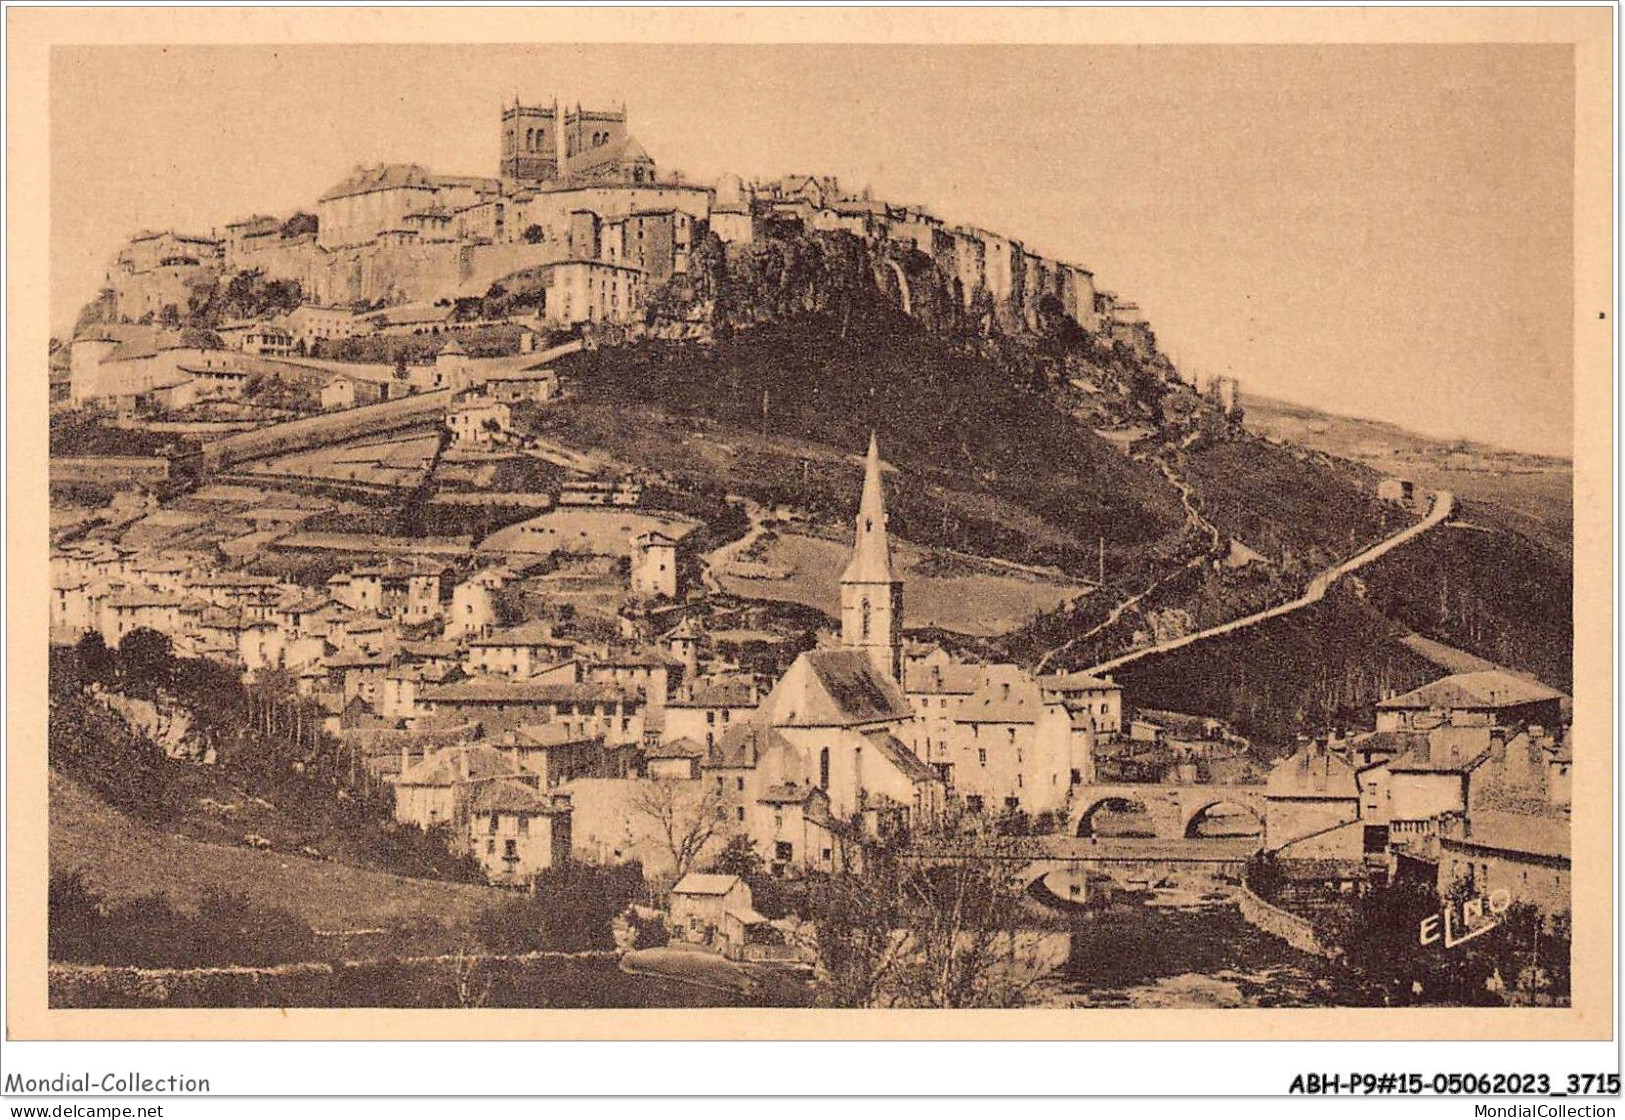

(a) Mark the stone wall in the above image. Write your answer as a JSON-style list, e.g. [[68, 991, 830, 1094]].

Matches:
[[202, 388, 452, 469], [51, 456, 174, 486], [48, 951, 623, 1009], [1236, 876, 1336, 958]]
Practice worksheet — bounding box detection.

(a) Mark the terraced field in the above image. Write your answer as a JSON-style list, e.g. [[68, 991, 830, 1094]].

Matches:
[[718, 531, 1090, 636]]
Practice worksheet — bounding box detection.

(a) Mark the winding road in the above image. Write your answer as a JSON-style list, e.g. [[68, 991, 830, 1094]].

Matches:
[[699, 496, 773, 594], [1081, 489, 1454, 677], [1036, 452, 1221, 673]]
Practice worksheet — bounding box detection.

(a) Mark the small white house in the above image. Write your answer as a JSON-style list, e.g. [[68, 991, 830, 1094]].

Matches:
[[668, 873, 767, 951], [631, 531, 680, 600], [447, 397, 512, 447]]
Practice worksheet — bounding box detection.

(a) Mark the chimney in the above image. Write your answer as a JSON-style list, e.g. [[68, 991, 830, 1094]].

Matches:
[[400, 744, 410, 776]]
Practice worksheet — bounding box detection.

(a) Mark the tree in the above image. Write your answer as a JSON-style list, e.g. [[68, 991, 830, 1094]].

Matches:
[[117, 627, 174, 696], [475, 862, 645, 953], [178, 326, 223, 350], [522, 224, 545, 244], [280, 211, 318, 239], [632, 780, 726, 883], [74, 631, 117, 689], [711, 833, 762, 879], [810, 838, 1048, 1008], [490, 585, 528, 628]]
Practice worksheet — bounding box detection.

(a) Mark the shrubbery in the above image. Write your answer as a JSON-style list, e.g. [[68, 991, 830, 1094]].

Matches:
[[474, 862, 647, 954], [50, 871, 315, 967]]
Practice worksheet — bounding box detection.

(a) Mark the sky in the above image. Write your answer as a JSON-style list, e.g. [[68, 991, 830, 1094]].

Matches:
[[51, 43, 1575, 455]]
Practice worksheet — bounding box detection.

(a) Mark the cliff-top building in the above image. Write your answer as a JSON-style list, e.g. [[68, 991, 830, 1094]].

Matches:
[[501, 99, 560, 182], [500, 99, 656, 187]]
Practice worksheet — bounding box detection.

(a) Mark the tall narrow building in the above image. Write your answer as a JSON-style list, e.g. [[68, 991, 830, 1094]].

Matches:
[[500, 98, 560, 182], [840, 433, 904, 682]]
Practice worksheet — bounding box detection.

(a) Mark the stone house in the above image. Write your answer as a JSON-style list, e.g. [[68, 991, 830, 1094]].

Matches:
[[936, 664, 1081, 818], [1375, 671, 1567, 734], [392, 743, 531, 831], [1263, 739, 1361, 851], [467, 781, 573, 886]]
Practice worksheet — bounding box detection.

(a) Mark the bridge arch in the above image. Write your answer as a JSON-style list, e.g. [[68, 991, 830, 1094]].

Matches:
[[1180, 797, 1265, 840], [1074, 795, 1153, 838]]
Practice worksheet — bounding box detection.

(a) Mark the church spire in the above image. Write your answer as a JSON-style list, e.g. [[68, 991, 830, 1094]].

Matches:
[[839, 433, 904, 682], [841, 431, 896, 584]]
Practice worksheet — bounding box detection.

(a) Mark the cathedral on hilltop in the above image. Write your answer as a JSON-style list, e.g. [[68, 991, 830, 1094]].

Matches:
[[499, 99, 656, 186]]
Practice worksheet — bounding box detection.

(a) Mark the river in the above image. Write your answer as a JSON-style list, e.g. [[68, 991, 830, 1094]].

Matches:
[[590, 892, 1357, 1010], [1030, 895, 1358, 1008]]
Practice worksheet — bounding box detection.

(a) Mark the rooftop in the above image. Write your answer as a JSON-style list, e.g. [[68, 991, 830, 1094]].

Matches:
[[671, 873, 743, 897], [469, 779, 568, 816], [1378, 671, 1567, 712], [761, 649, 912, 729], [1389, 726, 1495, 774]]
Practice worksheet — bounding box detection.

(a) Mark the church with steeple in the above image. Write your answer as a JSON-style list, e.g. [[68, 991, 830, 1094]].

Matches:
[[729, 434, 943, 837], [840, 433, 904, 683]]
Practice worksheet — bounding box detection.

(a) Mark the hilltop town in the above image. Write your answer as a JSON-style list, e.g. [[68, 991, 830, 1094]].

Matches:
[[61, 99, 1163, 405], [47, 99, 1572, 1009]]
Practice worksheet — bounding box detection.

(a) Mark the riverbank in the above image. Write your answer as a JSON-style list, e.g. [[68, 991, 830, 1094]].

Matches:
[[1030, 899, 1357, 1008]]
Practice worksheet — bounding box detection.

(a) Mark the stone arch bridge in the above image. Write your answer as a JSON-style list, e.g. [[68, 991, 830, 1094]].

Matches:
[[1070, 783, 1266, 840]]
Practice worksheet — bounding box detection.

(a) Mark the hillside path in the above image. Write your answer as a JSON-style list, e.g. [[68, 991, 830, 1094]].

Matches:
[[1152, 451, 1223, 553], [1081, 489, 1454, 676], [700, 496, 772, 594], [1035, 451, 1220, 674]]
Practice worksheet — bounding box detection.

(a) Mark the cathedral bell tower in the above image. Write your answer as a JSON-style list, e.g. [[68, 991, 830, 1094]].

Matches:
[[840, 433, 904, 682]]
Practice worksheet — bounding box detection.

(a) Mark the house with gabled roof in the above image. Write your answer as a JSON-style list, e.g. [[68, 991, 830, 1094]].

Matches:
[[1264, 738, 1362, 852], [467, 781, 573, 886], [1376, 671, 1566, 733], [419, 676, 640, 742], [752, 781, 845, 875], [668, 873, 772, 953], [464, 620, 580, 678], [392, 743, 532, 831]]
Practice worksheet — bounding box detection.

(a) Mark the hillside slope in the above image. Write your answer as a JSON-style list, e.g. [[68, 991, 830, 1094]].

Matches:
[[537, 301, 1406, 590], [49, 771, 505, 937], [543, 304, 1188, 575], [1242, 393, 1572, 553]]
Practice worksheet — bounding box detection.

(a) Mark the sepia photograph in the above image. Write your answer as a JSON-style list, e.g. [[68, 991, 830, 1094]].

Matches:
[[5, 6, 1614, 1061]]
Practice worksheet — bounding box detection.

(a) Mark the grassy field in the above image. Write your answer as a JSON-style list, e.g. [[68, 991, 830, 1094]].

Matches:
[[478, 507, 702, 557], [245, 429, 441, 490], [719, 531, 1089, 636], [1178, 438, 1406, 571], [49, 772, 507, 937]]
